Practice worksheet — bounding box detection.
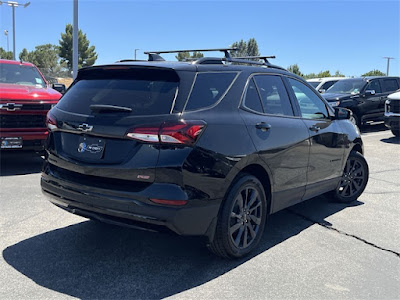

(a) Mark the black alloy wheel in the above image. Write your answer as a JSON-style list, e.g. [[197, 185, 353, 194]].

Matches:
[[208, 174, 267, 258], [334, 151, 369, 203], [229, 186, 262, 249]]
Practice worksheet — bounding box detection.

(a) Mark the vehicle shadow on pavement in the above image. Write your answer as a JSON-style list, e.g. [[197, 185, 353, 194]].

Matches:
[[0, 152, 43, 176], [360, 122, 387, 134], [380, 136, 400, 144], [2, 195, 361, 299]]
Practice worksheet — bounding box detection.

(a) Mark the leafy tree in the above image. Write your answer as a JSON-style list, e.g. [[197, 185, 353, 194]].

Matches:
[[0, 47, 13, 60], [361, 69, 386, 76], [59, 24, 98, 71], [230, 38, 260, 58], [316, 70, 331, 78], [303, 72, 318, 79], [334, 70, 345, 77], [18, 44, 65, 79], [176, 51, 204, 61], [287, 64, 303, 77], [19, 48, 32, 61]]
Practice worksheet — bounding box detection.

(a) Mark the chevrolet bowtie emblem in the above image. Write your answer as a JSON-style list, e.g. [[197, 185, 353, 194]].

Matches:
[[77, 123, 93, 132], [0, 103, 23, 111]]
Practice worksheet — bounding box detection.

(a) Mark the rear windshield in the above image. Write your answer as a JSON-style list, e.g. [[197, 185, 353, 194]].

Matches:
[[0, 63, 46, 88], [56, 67, 179, 116]]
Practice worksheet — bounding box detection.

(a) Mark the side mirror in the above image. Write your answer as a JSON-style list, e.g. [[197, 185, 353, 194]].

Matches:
[[318, 88, 326, 94], [364, 89, 376, 97], [334, 107, 351, 120], [52, 83, 66, 94]]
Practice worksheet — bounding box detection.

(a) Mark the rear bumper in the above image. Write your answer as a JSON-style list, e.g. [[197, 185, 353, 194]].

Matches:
[[41, 164, 221, 238], [384, 114, 400, 130]]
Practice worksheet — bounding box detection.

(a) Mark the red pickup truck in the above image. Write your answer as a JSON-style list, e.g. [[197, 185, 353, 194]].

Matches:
[[0, 59, 62, 152]]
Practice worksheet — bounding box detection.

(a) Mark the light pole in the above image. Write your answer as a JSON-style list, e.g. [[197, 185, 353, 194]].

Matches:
[[134, 48, 140, 60], [4, 30, 9, 52], [0, 1, 31, 60], [73, 0, 78, 79], [383, 57, 395, 76]]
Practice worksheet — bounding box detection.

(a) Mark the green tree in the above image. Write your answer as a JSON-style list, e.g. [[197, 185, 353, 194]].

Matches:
[[334, 70, 345, 77], [176, 51, 204, 61], [59, 24, 98, 71], [18, 44, 65, 79], [19, 48, 32, 61], [287, 64, 303, 77], [361, 69, 386, 76], [316, 70, 332, 78], [0, 47, 13, 60], [230, 38, 260, 58]]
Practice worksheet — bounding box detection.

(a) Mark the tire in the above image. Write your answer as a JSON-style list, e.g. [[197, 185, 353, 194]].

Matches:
[[391, 128, 400, 137], [349, 112, 361, 128], [333, 151, 369, 203], [208, 174, 267, 258]]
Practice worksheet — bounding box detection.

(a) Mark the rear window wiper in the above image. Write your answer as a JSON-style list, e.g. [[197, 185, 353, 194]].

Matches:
[[89, 104, 132, 113]]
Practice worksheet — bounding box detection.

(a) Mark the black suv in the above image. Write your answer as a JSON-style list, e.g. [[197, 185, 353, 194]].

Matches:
[[322, 76, 400, 127], [41, 49, 369, 258]]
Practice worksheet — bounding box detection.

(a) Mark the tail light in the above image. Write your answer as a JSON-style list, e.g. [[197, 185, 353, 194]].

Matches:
[[126, 120, 206, 146], [46, 111, 57, 131]]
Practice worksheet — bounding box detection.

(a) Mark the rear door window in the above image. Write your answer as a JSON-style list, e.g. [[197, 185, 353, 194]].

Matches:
[[382, 79, 399, 93], [56, 67, 179, 116], [243, 78, 263, 113], [184, 72, 238, 111], [254, 75, 294, 116]]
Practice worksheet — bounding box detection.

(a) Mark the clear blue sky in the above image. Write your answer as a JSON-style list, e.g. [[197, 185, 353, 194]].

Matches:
[[1, 0, 399, 76]]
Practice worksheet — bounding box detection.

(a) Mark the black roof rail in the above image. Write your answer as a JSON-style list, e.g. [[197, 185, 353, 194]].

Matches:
[[144, 48, 237, 61], [193, 55, 286, 71], [235, 56, 276, 63]]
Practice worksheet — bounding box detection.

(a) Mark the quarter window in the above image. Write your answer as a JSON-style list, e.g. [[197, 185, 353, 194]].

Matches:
[[253, 75, 294, 116], [287, 78, 329, 119], [185, 72, 237, 111]]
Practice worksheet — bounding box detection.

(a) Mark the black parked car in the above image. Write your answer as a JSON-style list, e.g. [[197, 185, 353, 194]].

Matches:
[[41, 49, 369, 258], [322, 76, 400, 127]]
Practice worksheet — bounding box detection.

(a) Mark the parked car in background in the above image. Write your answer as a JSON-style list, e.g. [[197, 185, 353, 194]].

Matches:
[[41, 49, 369, 258], [322, 76, 400, 127], [384, 90, 400, 136], [307, 77, 346, 93], [0, 59, 62, 152]]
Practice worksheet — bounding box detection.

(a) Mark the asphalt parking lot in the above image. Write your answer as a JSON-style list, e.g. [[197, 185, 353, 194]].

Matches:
[[0, 124, 399, 300]]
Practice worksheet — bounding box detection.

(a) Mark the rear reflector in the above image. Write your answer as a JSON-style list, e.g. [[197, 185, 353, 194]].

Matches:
[[150, 198, 188, 206], [126, 120, 206, 146]]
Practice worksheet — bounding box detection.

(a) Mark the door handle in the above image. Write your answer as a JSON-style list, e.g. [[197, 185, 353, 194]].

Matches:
[[309, 125, 321, 132], [255, 122, 272, 131]]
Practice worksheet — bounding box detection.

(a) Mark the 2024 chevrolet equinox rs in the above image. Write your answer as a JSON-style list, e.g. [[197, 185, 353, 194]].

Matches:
[[41, 49, 369, 258]]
